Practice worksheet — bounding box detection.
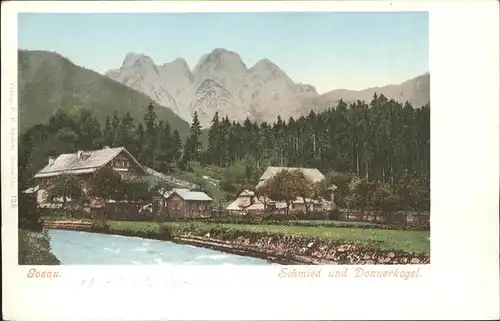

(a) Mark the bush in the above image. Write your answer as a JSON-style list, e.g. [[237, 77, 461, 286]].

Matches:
[[18, 229, 60, 265], [156, 224, 173, 240], [19, 193, 43, 231], [92, 217, 111, 233], [180, 213, 429, 231]]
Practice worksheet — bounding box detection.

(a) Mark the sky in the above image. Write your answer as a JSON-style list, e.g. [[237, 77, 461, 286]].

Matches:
[[18, 12, 428, 94]]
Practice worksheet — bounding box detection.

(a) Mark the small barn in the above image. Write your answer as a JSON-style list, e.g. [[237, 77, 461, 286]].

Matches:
[[164, 189, 213, 219], [226, 189, 255, 215]]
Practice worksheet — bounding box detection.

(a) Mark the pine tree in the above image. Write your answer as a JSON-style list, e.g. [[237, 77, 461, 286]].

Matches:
[[184, 111, 202, 162], [171, 130, 182, 163], [143, 103, 158, 166], [103, 116, 114, 147], [208, 112, 221, 165], [118, 112, 135, 150], [111, 110, 120, 145]]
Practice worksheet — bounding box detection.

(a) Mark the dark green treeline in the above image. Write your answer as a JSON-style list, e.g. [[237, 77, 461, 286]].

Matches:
[[19, 93, 429, 188]]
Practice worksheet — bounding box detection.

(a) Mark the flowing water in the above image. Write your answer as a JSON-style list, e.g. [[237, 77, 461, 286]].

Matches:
[[48, 229, 270, 265]]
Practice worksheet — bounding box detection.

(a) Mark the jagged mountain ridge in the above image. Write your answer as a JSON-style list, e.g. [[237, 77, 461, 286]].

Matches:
[[106, 48, 430, 127]]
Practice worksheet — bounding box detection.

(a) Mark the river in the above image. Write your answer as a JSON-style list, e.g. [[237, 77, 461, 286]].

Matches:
[[48, 229, 271, 265]]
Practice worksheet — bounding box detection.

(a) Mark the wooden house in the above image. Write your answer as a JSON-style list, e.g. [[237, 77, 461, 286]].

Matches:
[[163, 189, 213, 219], [28, 146, 147, 208], [256, 166, 326, 189], [225, 166, 336, 215]]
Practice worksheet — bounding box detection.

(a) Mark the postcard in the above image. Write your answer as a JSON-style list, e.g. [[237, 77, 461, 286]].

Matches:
[[2, 1, 499, 320]]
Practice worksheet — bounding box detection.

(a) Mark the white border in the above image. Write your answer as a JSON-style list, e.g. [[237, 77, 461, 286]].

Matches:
[[2, 1, 499, 320]]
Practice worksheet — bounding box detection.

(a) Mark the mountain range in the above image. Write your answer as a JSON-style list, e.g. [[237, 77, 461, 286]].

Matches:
[[18, 49, 429, 133], [18, 50, 190, 136], [106, 48, 430, 127]]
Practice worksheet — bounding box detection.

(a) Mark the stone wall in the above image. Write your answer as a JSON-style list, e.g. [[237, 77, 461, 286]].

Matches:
[[180, 230, 430, 265]]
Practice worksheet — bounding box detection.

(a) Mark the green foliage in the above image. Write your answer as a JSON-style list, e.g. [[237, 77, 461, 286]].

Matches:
[[93, 216, 111, 232], [18, 191, 43, 231], [264, 170, 300, 214], [370, 182, 401, 215], [290, 169, 318, 213], [122, 179, 154, 202], [20, 82, 430, 218], [327, 172, 353, 207], [182, 216, 428, 231], [192, 179, 213, 198], [395, 173, 430, 212], [219, 160, 257, 197], [18, 229, 60, 265], [255, 182, 273, 213], [345, 177, 374, 211], [203, 95, 429, 185], [106, 220, 430, 253], [183, 111, 203, 163], [44, 174, 83, 209], [87, 167, 123, 203]]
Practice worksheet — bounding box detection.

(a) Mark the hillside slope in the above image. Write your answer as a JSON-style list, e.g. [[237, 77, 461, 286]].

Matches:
[[18, 50, 191, 136], [312, 73, 430, 111]]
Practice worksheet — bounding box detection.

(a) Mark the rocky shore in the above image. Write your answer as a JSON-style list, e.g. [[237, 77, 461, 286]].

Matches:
[[42, 220, 430, 265], [177, 232, 430, 265]]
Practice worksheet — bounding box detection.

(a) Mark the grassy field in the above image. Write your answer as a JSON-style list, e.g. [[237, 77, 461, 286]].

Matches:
[[42, 216, 430, 253], [106, 220, 430, 254]]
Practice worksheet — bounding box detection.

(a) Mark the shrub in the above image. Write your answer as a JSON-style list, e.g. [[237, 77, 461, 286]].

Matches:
[[92, 217, 110, 233], [156, 224, 173, 240], [19, 193, 43, 231], [18, 229, 60, 265]]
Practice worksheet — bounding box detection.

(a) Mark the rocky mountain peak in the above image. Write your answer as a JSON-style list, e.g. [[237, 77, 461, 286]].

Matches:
[[160, 58, 192, 80], [106, 49, 430, 128], [122, 53, 155, 69], [250, 58, 288, 79], [194, 48, 247, 76]]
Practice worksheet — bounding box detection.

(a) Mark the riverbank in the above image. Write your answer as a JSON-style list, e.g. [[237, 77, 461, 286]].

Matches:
[[19, 229, 61, 265], [43, 220, 430, 265]]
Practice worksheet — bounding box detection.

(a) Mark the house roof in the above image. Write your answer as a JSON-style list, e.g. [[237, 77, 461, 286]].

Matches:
[[239, 189, 255, 197], [23, 185, 40, 194], [256, 166, 326, 189], [167, 189, 212, 201], [34, 147, 145, 178], [226, 194, 258, 211], [161, 188, 188, 198], [246, 203, 266, 211]]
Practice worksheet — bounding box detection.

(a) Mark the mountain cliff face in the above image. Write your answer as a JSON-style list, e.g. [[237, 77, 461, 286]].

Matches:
[[106, 48, 430, 127]]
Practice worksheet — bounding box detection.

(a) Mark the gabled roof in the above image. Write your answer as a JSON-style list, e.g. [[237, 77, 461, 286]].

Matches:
[[34, 147, 145, 178], [167, 189, 212, 202], [23, 185, 40, 194], [256, 166, 326, 188], [161, 188, 189, 198], [239, 189, 255, 197], [226, 194, 257, 211]]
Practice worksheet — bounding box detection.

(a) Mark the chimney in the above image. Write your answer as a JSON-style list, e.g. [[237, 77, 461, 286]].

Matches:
[[48, 156, 55, 166], [77, 150, 84, 161]]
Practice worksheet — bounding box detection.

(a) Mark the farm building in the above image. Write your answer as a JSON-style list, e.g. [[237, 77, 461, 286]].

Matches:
[[226, 166, 336, 215], [256, 166, 327, 189], [160, 188, 213, 219], [226, 189, 256, 215], [25, 146, 147, 209]]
